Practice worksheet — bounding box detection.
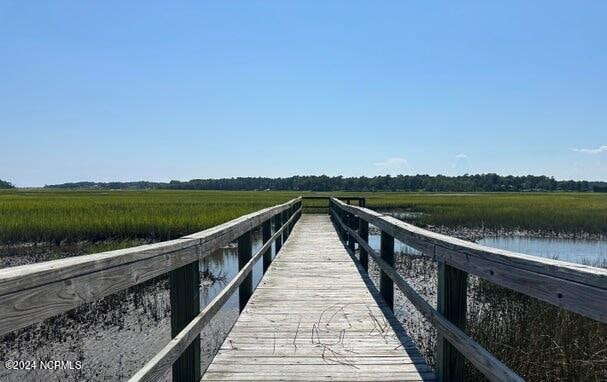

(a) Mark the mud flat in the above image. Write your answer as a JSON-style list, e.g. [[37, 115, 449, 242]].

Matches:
[[0, 233, 268, 381]]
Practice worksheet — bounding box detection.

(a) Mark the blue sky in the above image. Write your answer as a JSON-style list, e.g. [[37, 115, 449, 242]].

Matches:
[[1, 1, 606, 187]]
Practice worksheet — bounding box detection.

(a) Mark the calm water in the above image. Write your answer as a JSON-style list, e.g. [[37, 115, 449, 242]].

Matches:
[[367, 225, 607, 266], [478, 236, 607, 265], [199, 230, 270, 308]]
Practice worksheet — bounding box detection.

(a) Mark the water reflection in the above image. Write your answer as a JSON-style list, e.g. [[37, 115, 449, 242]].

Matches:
[[478, 236, 607, 265], [367, 234, 421, 256], [199, 229, 272, 308], [366, 225, 607, 266]]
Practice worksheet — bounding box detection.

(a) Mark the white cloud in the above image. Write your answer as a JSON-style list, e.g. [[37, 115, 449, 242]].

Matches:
[[374, 157, 409, 174], [571, 145, 607, 155], [452, 153, 470, 173]]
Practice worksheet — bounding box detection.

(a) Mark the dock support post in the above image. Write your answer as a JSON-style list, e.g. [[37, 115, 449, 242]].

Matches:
[[340, 209, 347, 240], [238, 230, 253, 311], [380, 231, 394, 310], [290, 205, 296, 231], [282, 210, 288, 242], [358, 219, 369, 271], [348, 213, 356, 252], [437, 261, 468, 382], [169, 261, 201, 382], [274, 214, 282, 254], [262, 219, 272, 273]]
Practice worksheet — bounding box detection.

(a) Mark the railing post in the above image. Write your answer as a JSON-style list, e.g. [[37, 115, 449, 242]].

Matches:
[[339, 208, 346, 239], [343, 210, 348, 240], [295, 201, 301, 221], [437, 261, 468, 382], [262, 219, 272, 273], [359, 219, 369, 272], [274, 213, 282, 254], [380, 231, 394, 310], [348, 212, 356, 252], [169, 261, 201, 382], [238, 230, 253, 311], [338, 208, 344, 239], [282, 209, 288, 242]]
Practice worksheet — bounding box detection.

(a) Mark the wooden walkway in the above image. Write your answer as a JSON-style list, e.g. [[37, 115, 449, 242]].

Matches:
[[4, 196, 603, 381], [202, 214, 436, 381]]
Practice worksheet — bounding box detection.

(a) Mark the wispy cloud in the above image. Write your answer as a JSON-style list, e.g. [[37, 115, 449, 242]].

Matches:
[[374, 157, 409, 174], [571, 145, 607, 155], [452, 153, 470, 173]]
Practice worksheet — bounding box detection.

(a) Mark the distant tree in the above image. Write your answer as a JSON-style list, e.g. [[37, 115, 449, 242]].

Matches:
[[0, 179, 15, 189], [44, 175, 607, 193]]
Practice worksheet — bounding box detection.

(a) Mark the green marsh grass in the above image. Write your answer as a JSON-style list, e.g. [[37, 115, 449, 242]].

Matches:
[[362, 192, 607, 234], [2, 189, 606, 380], [0, 189, 298, 244], [2, 190, 607, 244]]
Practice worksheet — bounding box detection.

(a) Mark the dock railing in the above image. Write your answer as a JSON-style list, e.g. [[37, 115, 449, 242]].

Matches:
[[0, 197, 302, 382], [2, 194, 605, 382], [330, 197, 607, 382]]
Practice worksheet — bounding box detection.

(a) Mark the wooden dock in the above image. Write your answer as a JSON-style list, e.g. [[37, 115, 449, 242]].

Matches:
[[2, 196, 606, 382], [202, 215, 436, 381]]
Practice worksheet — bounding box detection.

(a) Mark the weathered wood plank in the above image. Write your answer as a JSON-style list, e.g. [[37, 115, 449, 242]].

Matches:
[[262, 219, 272, 273], [202, 214, 436, 381], [332, 198, 607, 324], [169, 261, 201, 382], [129, 208, 301, 382], [332, 210, 523, 382], [380, 231, 395, 310], [436, 262, 467, 382], [238, 230, 253, 312], [359, 219, 369, 272]]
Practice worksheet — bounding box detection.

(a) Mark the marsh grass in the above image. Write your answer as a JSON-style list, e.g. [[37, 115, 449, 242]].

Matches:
[[363, 192, 607, 234], [2, 189, 607, 380], [0, 189, 298, 244], [384, 252, 607, 381], [2, 190, 607, 244], [467, 277, 607, 381]]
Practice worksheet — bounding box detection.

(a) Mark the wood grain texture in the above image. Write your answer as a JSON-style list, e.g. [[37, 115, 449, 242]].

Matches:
[[202, 215, 436, 381], [169, 261, 201, 382], [332, 209, 524, 382], [436, 262, 467, 382], [129, 208, 301, 382], [332, 198, 607, 324]]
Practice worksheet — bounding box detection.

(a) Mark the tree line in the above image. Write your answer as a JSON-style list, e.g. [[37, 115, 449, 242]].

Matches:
[[0, 179, 15, 189], [44, 174, 607, 192]]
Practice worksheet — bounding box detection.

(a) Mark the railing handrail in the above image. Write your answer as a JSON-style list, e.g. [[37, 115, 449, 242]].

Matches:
[[0, 197, 302, 337], [129, 205, 302, 382], [330, 197, 607, 322], [329, 197, 607, 382], [330, 206, 522, 382]]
